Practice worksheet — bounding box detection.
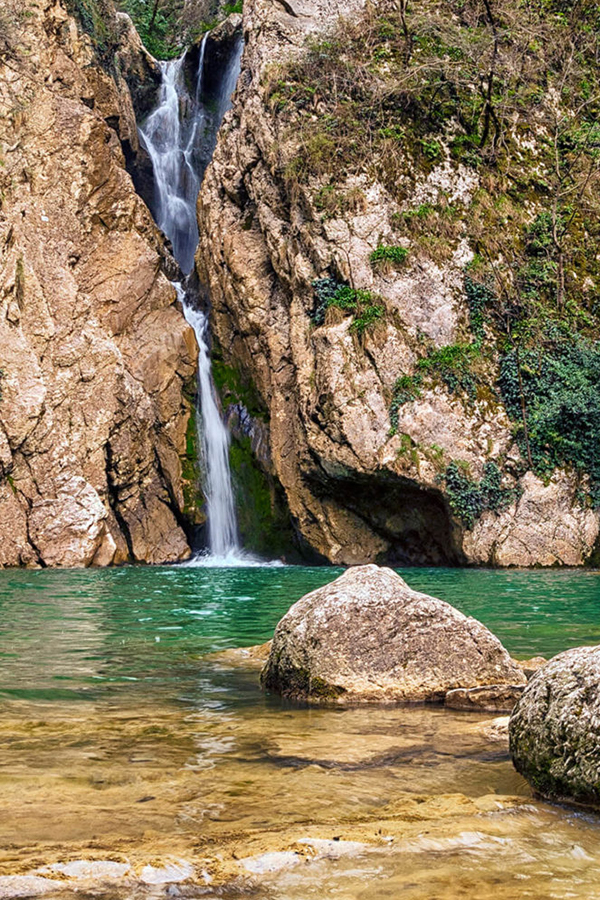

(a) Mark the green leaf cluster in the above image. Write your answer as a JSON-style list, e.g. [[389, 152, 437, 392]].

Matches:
[[369, 245, 409, 268], [498, 340, 600, 504], [444, 460, 518, 530], [312, 280, 385, 336]]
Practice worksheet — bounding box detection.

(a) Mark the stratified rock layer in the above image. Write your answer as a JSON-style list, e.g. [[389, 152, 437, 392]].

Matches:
[[0, 0, 196, 566], [261, 565, 525, 703], [509, 647, 600, 807], [197, 0, 600, 566]]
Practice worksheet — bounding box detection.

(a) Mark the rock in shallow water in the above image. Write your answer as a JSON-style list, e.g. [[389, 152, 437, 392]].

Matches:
[[445, 684, 525, 712], [512, 656, 548, 679], [0, 876, 61, 899], [261, 565, 525, 703], [509, 646, 600, 807]]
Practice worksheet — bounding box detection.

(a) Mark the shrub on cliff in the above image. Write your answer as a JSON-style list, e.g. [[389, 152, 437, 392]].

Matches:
[[312, 279, 386, 336], [268, 0, 600, 527]]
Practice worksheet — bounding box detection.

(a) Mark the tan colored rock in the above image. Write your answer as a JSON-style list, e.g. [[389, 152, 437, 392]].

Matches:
[[0, 0, 196, 566], [197, 0, 600, 567], [512, 656, 548, 680], [261, 565, 526, 704], [207, 641, 273, 668], [480, 716, 510, 743], [445, 685, 525, 713]]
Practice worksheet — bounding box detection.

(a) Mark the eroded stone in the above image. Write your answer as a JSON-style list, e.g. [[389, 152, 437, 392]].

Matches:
[[509, 646, 600, 807], [261, 566, 525, 703]]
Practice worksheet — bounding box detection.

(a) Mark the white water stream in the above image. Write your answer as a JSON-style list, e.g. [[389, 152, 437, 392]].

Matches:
[[140, 38, 245, 562]]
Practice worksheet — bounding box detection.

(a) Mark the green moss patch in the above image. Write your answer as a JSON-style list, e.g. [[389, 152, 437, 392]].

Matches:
[[211, 351, 298, 558]]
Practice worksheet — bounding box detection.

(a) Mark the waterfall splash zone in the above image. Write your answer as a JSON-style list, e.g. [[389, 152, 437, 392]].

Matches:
[[140, 38, 248, 564]]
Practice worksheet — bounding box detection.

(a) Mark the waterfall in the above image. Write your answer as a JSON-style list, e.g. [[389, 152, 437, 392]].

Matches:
[[177, 289, 240, 558], [140, 38, 243, 561]]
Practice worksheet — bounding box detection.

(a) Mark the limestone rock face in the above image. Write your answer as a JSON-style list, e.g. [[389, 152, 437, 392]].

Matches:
[[0, 0, 196, 566], [509, 647, 600, 807], [261, 565, 525, 703], [196, 0, 600, 566]]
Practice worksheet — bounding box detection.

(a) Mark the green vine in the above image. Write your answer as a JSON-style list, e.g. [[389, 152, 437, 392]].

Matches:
[[444, 460, 519, 529]]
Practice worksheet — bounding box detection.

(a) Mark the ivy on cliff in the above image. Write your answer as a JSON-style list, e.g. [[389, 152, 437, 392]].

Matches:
[[498, 340, 600, 505], [443, 460, 518, 530]]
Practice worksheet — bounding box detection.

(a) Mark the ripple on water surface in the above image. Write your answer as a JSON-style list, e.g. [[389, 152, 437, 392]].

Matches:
[[1, 565, 600, 898]]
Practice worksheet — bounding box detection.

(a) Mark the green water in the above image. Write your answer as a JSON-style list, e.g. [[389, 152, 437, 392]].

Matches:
[[1, 565, 599, 705], [2, 564, 600, 899]]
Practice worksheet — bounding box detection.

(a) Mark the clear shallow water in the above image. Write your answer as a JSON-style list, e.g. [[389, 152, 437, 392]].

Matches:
[[1, 564, 600, 898]]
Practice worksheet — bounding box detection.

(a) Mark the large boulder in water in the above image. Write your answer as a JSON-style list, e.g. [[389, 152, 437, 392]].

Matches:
[[509, 646, 600, 807], [261, 565, 525, 703]]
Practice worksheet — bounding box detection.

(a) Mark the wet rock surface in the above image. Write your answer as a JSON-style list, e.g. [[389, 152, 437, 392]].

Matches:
[[261, 566, 525, 703], [509, 646, 600, 808], [445, 685, 525, 713], [0, 0, 196, 566]]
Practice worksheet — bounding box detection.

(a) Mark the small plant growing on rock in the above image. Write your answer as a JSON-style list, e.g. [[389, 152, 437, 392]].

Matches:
[[389, 374, 423, 434], [312, 280, 386, 337], [312, 277, 340, 326], [370, 245, 409, 272], [417, 343, 479, 400], [350, 303, 385, 336]]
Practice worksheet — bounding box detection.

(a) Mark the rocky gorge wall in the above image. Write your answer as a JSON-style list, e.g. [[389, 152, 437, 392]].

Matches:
[[0, 0, 198, 566], [196, 0, 600, 566]]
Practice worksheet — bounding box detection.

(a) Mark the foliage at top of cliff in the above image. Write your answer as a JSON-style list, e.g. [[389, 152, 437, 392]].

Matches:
[[267, 0, 600, 330], [117, 0, 239, 58]]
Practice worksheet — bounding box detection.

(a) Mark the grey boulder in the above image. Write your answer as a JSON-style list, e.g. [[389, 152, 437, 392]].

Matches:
[[261, 565, 525, 703], [509, 645, 600, 807]]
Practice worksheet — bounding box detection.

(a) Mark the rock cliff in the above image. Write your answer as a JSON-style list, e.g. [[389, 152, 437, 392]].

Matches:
[[0, 0, 197, 566], [197, 0, 600, 566]]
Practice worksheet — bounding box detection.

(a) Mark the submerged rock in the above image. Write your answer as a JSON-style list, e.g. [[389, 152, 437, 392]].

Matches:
[[481, 716, 510, 743], [0, 875, 61, 899], [38, 861, 131, 880], [238, 851, 300, 875], [207, 641, 272, 668], [509, 646, 600, 808], [261, 565, 525, 703]]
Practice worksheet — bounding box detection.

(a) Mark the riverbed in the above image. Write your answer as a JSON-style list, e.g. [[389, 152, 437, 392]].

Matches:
[[1, 565, 600, 899]]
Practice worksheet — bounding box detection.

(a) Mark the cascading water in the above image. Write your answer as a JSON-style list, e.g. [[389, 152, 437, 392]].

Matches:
[[140, 36, 244, 562], [177, 287, 240, 558]]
